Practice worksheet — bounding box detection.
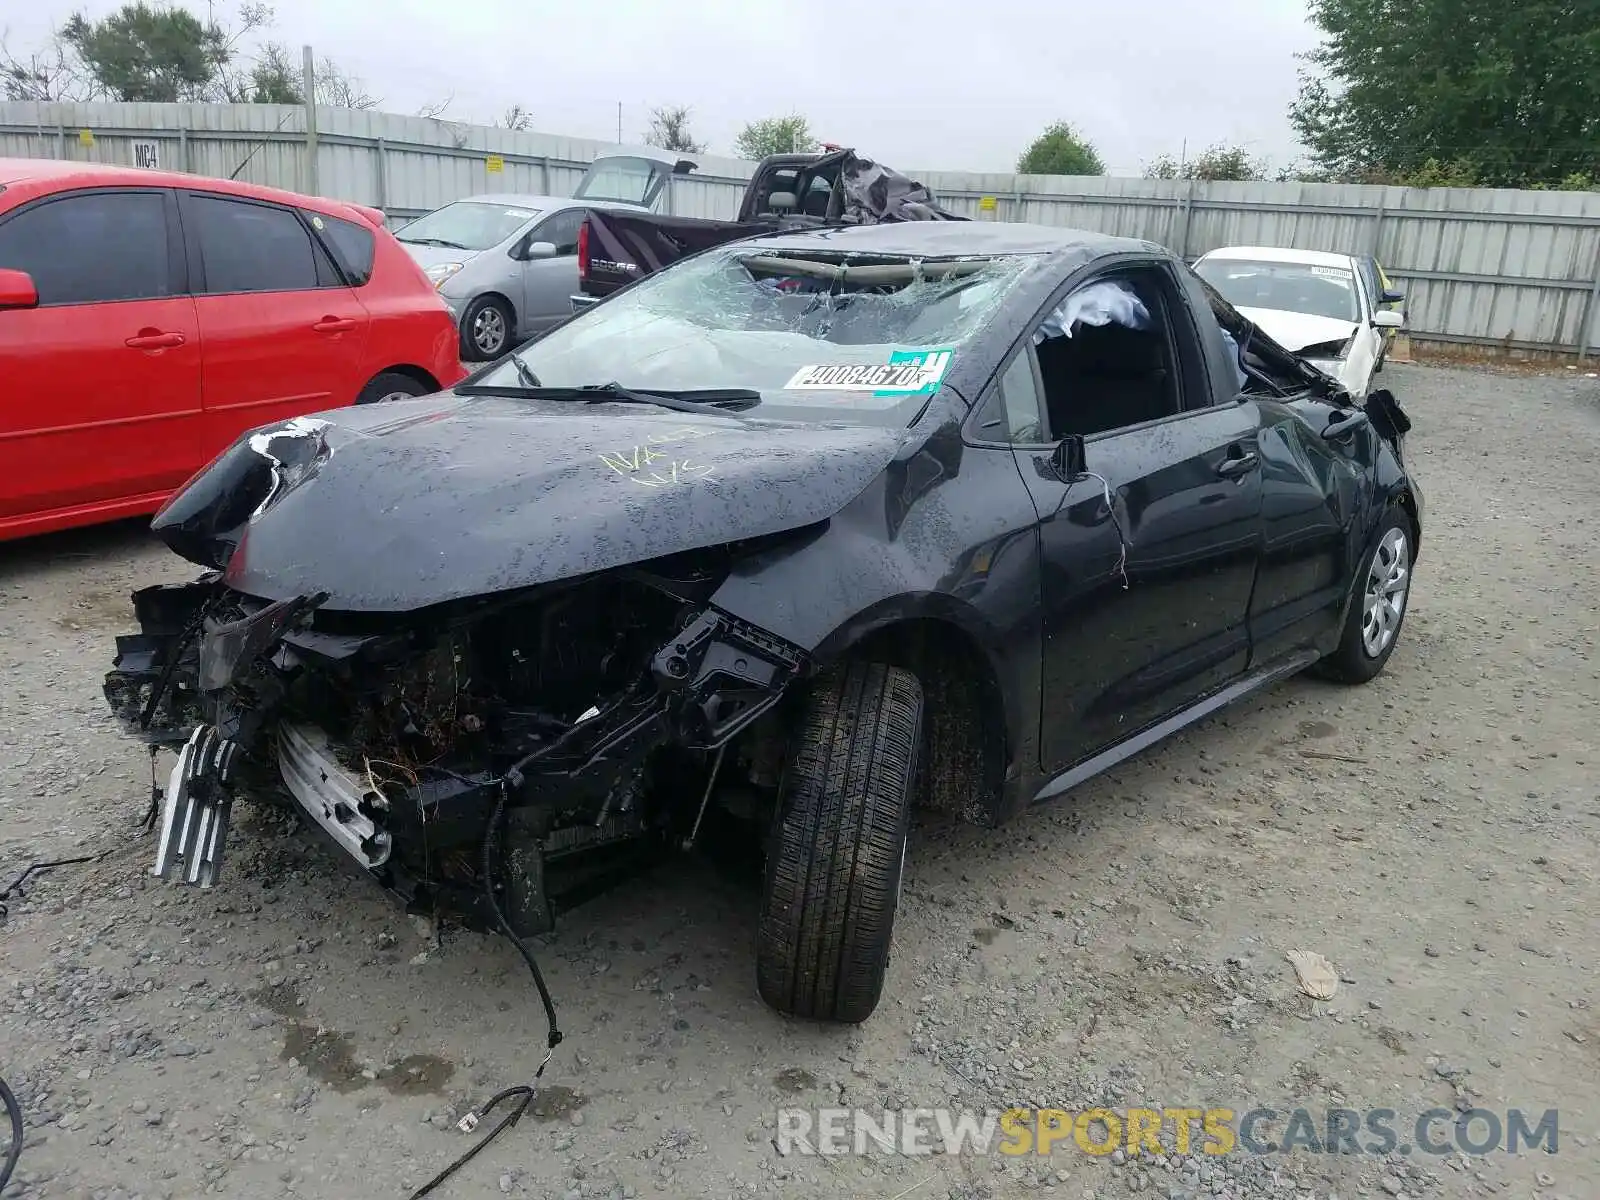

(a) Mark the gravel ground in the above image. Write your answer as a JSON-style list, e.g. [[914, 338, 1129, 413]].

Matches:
[[1, 362, 1596, 1200]]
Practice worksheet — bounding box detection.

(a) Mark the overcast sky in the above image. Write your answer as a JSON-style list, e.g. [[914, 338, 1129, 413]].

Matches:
[[6, 0, 1321, 175]]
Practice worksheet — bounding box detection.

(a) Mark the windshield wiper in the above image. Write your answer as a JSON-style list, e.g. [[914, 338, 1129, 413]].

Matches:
[[507, 350, 540, 389], [399, 236, 471, 250], [456, 380, 761, 417]]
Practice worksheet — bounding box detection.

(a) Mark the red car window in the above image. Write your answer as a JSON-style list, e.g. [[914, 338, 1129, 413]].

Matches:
[[305, 211, 376, 286], [0, 190, 171, 304], [188, 194, 337, 294]]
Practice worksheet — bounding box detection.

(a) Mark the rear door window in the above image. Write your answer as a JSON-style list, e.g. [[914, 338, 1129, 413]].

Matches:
[[0, 190, 172, 305], [188, 193, 338, 294]]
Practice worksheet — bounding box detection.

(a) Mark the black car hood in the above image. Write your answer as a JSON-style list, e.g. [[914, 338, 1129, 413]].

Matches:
[[151, 393, 908, 613]]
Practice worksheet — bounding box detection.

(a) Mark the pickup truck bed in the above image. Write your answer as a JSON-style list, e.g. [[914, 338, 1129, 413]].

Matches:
[[573, 148, 964, 310]]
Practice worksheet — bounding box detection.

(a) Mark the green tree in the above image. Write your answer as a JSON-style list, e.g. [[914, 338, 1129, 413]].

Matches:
[[1291, 0, 1600, 188], [734, 114, 817, 159], [1016, 122, 1105, 176], [241, 40, 299, 103], [1144, 143, 1266, 182], [238, 43, 378, 108], [646, 104, 707, 154], [59, 2, 235, 102]]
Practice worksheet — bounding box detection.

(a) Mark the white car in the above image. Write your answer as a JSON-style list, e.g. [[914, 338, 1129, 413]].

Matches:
[[1192, 246, 1404, 399]]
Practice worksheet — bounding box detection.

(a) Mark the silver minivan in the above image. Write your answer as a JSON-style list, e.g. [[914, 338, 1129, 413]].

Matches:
[[397, 150, 697, 359]]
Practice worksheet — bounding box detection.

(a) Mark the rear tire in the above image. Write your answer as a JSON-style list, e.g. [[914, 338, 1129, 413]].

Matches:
[[355, 371, 431, 405], [757, 661, 922, 1024], [1312, 507, 1413, 684]]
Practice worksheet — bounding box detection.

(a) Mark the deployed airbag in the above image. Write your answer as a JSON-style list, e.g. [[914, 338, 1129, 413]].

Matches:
[[1033, 279, 1151, 343]]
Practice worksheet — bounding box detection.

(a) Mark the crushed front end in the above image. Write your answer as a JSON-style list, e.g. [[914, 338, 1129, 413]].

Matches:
[[102, 553, 805, 936]]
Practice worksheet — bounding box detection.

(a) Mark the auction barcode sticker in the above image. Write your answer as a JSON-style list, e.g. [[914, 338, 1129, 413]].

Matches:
[[783, 348, 954, 394]]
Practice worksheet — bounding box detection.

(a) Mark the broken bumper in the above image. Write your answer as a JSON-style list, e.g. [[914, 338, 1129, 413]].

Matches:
[[105, 579, 806, 926], [277, 723, 392, 870]]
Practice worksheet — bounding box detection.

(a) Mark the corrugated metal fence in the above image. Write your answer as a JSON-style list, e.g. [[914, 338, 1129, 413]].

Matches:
[[6, 100, 1600, 356]]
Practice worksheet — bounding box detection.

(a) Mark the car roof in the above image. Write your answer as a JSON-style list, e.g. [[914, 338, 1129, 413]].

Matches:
[[447, 193, 635, 211], [0, 157, 383, 224], [1198, 244, 1359, 270], [736, 220, 1156, 260]]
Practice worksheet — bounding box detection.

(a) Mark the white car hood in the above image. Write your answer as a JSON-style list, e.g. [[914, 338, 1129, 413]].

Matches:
[[1236, 307, 1359, 355]]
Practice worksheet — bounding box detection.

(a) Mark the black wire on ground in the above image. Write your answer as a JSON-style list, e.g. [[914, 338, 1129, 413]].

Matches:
[[1, 1072, 23, 1194], [405, 788, 563, 1200], [0, 849, 114, 924]]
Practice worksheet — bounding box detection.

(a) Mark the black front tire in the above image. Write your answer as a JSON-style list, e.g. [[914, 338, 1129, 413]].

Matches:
[[461, 295, 513, 361], [1312, 506, 1414, 684], [757, 662, 923, 1024]]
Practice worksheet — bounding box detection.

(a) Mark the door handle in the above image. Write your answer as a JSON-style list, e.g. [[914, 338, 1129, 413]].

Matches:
[[312, 316, 358, 333], [125, 330, 185, 350], [1216, 450, 1259, 478]]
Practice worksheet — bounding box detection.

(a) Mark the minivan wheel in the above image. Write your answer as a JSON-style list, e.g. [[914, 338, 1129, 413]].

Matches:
[[1312, 507, 1413, 684], [355, 371, 430, 405], [462, 296, 512, 360], [757, 661, 923, 1024]]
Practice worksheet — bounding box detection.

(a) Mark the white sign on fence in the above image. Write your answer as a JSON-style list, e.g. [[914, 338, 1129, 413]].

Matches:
[[132, 139, 159, 169]]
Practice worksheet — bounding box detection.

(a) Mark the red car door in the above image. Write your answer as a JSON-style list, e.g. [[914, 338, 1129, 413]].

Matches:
[[0, 187, 203, 537], [179, 190, 372, 443]]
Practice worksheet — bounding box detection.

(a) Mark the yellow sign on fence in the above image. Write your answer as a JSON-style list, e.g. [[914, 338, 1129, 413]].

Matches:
[[77, 129, 94, 147], [485, 154, 505, 174], [978, 195, 997, 212]]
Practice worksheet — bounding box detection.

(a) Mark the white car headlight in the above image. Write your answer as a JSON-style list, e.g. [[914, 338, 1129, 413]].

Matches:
[[424, 262, 464, 289]]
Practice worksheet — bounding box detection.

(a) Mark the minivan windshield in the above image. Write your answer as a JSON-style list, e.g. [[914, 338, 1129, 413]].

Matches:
[[1194, 258, 1361, 324], [470, 243, 1039, 416], [396, 201, 541, 251]]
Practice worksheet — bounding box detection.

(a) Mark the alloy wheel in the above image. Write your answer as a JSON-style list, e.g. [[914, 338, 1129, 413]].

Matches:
[[1361, 526, 1410, 658], [473, 306, 507, 356]]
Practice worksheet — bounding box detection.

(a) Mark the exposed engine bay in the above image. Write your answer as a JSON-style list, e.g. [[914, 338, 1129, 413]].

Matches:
[[103, 547, 806, 937]]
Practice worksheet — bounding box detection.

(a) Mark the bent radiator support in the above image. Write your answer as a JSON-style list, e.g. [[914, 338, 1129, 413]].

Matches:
[[151, 725, 240, 888]]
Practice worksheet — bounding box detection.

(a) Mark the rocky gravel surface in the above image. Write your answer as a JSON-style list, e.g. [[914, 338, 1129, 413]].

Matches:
[[1, 362, 1596, 1200]]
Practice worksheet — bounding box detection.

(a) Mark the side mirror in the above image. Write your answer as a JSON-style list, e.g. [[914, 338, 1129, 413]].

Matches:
[[1322, 407, 1371, 441], [1372, 309, 1404, 329], [0, 268, 39, 310], [1050, 434, 1087, 482], [1380, 288, 1405, 306], [522, 240, 558, 260], [1365, 388, 1412, 436]]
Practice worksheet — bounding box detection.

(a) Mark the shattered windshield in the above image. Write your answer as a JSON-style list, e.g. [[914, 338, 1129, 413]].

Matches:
[[476, 244, 1039, 413], [396, 202, 540, 250], [1194, 258, 1361, 324]]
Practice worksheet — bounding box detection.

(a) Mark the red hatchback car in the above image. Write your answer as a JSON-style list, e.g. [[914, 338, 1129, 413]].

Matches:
[[0, 159, 466, 541]]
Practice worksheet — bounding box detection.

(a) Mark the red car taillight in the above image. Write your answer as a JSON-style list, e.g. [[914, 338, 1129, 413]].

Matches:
[[576, 218, 589, 283]]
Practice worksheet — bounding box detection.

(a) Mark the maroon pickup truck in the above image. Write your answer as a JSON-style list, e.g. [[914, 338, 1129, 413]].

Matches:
[[571, 147, 965, 311]]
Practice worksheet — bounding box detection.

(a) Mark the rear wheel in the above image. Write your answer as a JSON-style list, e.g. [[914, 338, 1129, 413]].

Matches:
[[757, 661, 922, 1024], [355, 371, 430, 405], [461, 295, 512, 360], [1313, 508, 1413, 684]]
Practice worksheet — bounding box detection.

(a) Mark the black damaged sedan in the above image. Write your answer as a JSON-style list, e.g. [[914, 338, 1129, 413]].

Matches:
[[105, 222, 1421, 1025]]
